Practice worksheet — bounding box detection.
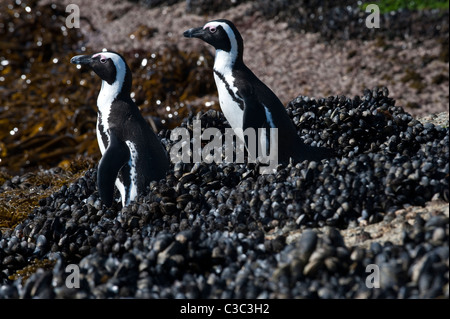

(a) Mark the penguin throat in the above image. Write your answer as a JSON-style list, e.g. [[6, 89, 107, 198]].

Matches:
[[98, 80, 121, 111], [214, 48, 238, 75], [214, 43, 242, 74], [97, 54, 127, 114], [96, 79, 122, 154]]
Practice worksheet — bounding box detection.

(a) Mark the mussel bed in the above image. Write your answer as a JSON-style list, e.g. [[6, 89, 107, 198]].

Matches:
[[0, 87, 448, 298]]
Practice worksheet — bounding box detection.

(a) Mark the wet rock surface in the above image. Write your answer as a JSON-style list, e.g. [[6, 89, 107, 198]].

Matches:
[[1, 87, 448, 298]]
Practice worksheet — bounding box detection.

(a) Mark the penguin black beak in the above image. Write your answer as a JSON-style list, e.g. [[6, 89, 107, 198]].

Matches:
[[70, 54, 93, 65], [183, 27, 204, 39]]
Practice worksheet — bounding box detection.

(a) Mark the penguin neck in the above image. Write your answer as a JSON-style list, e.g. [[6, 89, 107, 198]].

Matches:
[[214, 48, 244, 76], [97, 73, 132, 114]]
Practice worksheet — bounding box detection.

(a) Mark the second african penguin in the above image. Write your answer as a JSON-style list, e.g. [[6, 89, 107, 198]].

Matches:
[[71, 51, 169, 207], [183, 19, 334, 163]]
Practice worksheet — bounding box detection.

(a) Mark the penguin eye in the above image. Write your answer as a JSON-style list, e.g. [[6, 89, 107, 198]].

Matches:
[[100, 58, 107, 63], [209, 26, 217, 33]]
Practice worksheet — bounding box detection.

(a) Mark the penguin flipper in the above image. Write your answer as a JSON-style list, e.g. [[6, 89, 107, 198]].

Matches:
[[242, 91, 267, 158], [242, 89, 266, 131], [97, 130, 130, 207]]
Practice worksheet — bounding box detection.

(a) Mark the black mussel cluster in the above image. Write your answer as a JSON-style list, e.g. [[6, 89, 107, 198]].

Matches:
[[286, 88, 449, 218], [0, 87, 448, 298]]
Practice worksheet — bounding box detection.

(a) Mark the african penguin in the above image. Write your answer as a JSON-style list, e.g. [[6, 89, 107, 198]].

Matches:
[[70, 51, 169, 207], [183, 19, 335, 163]]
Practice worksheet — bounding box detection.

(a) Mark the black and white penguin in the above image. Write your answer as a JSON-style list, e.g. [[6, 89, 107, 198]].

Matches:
[[183, 19, 334, 163], [71, 51, 169, 207]]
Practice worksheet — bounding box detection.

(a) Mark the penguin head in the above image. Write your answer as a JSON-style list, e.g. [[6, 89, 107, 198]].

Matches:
[[71, 51, 130, 87], [184, 19, 243, 62]]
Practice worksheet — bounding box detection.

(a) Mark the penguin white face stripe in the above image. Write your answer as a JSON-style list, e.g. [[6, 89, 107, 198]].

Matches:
[[202, 21, 243, 141], [95, 52, 127, 155], [96, 52, 127, 131], [92, 53, 106, 61], [204, 21, 239, 72]]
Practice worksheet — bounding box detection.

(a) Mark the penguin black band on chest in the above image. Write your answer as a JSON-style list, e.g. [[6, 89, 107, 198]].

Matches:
[[184, 19, 335, 164], [212, 69, 244, 111], [71, 51, 169, 207]]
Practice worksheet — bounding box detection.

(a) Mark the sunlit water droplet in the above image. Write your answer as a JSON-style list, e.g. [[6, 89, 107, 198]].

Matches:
[[10, 127, 18, 136]]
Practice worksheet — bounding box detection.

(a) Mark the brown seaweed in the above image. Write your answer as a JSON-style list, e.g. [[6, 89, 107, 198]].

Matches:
[[0, 0, 216, 175]]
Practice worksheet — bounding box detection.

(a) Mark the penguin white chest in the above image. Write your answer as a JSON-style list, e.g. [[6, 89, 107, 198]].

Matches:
[[96, 118, 108, 155], [96, 80, 115, 155], [213, 71, 244, 141]]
